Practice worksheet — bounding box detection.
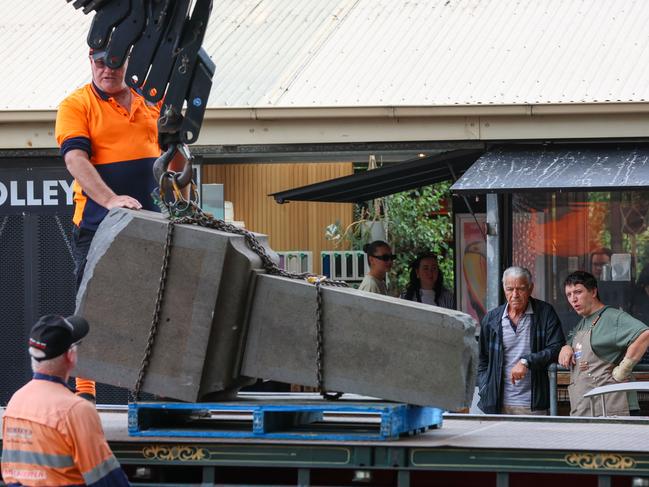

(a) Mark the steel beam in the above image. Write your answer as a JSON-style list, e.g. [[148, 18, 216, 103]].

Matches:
[[486, 193, 501, 311]]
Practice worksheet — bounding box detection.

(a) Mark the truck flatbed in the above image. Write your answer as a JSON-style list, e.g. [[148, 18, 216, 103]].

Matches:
[[4, 402, 649, 485], [90, 410, 649, 485]]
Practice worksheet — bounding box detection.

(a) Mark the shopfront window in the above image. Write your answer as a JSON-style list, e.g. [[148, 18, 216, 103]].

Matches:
[[512, 191, 649, 340]]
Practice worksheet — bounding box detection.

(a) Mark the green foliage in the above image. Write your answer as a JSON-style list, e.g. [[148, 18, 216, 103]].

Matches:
[[324, 199, 388, 250], [324, 181, 455, 295], [587, 191, 649, 275], [324, 217, 385, 250], [386, 182, 454, 293]]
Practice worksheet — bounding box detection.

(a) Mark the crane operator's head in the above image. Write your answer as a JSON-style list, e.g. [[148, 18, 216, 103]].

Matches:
[[89, 49, 129, 96]]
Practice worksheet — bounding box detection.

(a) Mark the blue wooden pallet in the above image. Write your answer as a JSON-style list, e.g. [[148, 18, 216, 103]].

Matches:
[[128, 399, 443, 441]]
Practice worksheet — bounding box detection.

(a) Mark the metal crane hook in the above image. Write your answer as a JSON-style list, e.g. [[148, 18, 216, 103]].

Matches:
[[152, 143, 193, 190]]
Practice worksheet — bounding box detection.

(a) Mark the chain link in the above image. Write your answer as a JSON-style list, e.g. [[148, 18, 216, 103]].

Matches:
[[315, 281, 343, 400], [131, 192, 347, 401], [131, 218, 176, 402], [0, 216, 9, 241], [54, 215, 75, 262]]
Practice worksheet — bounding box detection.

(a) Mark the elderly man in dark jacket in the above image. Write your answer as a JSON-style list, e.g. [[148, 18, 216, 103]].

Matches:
[[478, 266, 565, 414]]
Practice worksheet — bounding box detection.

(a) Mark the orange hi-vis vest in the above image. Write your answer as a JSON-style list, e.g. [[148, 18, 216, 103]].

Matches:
[[2, 374, 129, 486]]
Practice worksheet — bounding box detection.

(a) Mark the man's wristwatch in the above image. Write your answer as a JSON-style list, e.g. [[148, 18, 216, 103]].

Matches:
[[520, 358, 529, 368]]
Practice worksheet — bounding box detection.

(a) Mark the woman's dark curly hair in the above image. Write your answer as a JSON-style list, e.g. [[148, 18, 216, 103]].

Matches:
[[403, 252, 444, 305], [362, 240, 390, 256]]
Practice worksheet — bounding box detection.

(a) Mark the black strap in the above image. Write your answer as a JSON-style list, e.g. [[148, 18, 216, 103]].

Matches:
[[33, 373, 75, 392], [590, 305, 610, 328]]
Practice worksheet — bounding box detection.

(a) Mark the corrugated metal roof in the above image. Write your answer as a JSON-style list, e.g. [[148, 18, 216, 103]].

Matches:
[[2, 6, 93, 110], [3, 0, 649, 111], [276, 0, 649, 106], [204, 0, 359, 107]]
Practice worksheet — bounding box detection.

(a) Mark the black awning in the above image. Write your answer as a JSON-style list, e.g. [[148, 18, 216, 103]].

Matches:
[[451, 145, 649, 194], [271, 149, 484, 204]]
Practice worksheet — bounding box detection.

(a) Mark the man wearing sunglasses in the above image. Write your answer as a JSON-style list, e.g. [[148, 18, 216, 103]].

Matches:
[[1, 315, 130, 486], [55, 48, 186, 403], [358, 240, 395, 295]]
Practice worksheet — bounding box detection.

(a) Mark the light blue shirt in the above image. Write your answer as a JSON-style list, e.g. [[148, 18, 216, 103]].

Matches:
[[501, 302, 533, 407]]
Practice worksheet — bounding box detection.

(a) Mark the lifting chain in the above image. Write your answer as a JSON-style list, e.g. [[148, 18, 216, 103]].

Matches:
[[131, 217, 175, 402], [131, 179, 348, 401], [314, 279, 343, 400]]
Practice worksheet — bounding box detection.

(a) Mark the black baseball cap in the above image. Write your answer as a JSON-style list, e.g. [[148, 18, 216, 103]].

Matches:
[[28, 315, 89, 361]]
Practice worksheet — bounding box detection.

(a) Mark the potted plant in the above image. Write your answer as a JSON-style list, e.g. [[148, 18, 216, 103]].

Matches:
[[324, 155, 388, 249], [325, 199, 388, 250]]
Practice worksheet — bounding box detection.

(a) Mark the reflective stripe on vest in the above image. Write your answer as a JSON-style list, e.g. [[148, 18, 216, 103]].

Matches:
[[83, 455, 121, 485], [2, 449, 74, 468]]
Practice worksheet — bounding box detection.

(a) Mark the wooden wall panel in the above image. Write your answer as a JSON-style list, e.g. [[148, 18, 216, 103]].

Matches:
[[202, 162, 354, 274]]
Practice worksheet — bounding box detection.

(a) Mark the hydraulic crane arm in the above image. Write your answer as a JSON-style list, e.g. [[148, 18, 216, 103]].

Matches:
[[67, 0, 215, 187]]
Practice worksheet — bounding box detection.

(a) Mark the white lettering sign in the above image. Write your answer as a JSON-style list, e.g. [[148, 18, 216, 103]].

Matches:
[[10, 181, 25, 206], [0, 180, 73, 207], [26, 181, 41, 206], [58, 179, 74, 205], [43, 180, 58, 205]]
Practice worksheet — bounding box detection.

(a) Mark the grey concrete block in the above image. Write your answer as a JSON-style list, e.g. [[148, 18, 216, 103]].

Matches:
[[75, 208, 264, 401], [242, 276, 477, 409], [76, 208, 477, 409]]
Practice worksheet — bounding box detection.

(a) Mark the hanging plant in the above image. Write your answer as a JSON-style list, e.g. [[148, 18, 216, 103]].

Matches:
[[324, 155, 388, 249]]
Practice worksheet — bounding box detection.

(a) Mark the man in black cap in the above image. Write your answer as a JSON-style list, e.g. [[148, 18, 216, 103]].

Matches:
[[1, 315, 130, 486]]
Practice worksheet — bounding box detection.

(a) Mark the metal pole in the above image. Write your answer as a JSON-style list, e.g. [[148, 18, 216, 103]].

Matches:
[[200, 466, 215, 486], [590, 397, 594, 416], [497, 472, 509, 487], [598, 475, 612, 487], [486, 194, 501, 311], [297, 468, 311, 487], [548, 363, 557, 416], [397, 470, 411, 487]]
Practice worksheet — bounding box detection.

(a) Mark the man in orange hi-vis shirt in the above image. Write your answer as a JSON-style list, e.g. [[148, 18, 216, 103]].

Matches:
[[1, 315, 130, 486], [55, 48, 186, 403]]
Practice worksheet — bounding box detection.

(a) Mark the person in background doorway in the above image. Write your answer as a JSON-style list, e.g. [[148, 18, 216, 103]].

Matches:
[[590, 247, 612, 280], [401, 253, 455, 309], [478, 266, 565, 414], [358, 240, 394, 295], [559, 271, 649, 416]]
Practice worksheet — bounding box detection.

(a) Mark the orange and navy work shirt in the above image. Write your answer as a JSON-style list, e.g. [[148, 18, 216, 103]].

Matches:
[[55, 82, 162, 231], [1, 374, 130, 486]]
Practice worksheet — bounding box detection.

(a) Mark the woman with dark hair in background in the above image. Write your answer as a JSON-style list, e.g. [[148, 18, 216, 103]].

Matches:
[[401, 253, 455, 309], [358, 240, 394, 295]]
